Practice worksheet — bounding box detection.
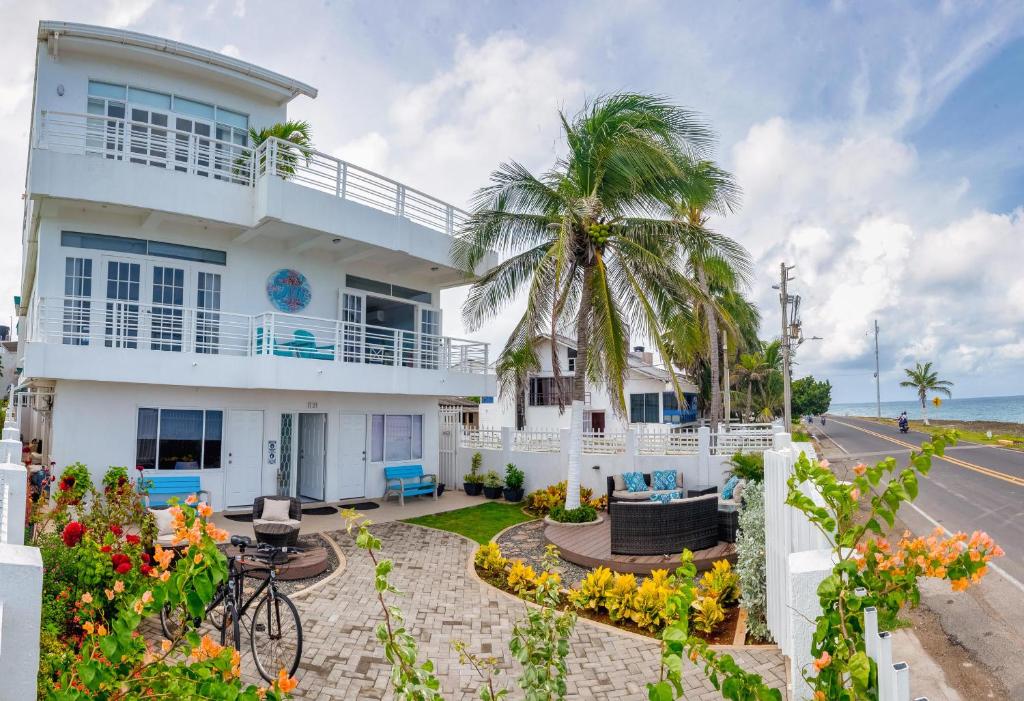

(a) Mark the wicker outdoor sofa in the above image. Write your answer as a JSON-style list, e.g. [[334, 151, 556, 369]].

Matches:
[[609, 494, 719, 555]]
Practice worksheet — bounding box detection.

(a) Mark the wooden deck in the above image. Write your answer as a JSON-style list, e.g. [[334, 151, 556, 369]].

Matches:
[[545, 520, 735, 575]]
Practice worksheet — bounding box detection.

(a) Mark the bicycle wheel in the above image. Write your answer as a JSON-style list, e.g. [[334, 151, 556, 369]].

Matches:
[[220, 599, 241, 651], [250, 592, 302, 681]]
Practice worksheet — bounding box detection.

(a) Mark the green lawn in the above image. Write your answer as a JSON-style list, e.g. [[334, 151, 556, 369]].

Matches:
[[402, 501, 535, 544]]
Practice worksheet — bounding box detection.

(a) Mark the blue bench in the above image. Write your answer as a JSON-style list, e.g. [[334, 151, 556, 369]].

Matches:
[[144, 474, 210, 508], [383, 464, 437, 506]]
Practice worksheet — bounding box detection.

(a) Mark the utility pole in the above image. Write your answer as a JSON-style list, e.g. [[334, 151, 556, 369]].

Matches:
[[873, 319, 881, 420], [722, 330, 730, 425], [778, 262, 795, 428]]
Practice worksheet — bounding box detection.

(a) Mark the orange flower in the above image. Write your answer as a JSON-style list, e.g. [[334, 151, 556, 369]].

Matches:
[[849, 488, 860, 502], [198, 503, 213, 518], [141, 590, 154, 605], [159, 571, 171, 583], [113, 580, 125, 593], [97, 624, 107, 636], [133, 600, 145, 614], [160, 640, 172, 653], [852, 463, 866, 476], [154, 546, 174, 570], [194, 553, 204, 564], [951, 578, 969, 592], [276, 669, 298, 693], [818, 459, 830, 469], [82, 622, 94, 635], [81, 592, 93, 604], [813, 651, 831, 671], [814, 692, 827, 701], [185, 494, 198, 505], [105, 588, 115, 601]]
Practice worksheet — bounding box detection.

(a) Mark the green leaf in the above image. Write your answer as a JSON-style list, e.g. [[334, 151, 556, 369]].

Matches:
[[848, 651, 871, 690]]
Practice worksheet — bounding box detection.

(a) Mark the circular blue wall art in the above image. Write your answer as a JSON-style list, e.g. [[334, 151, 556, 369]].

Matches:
[[266, 269, 312, 313]]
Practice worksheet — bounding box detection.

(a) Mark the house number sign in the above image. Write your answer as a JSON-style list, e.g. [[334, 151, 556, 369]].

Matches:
[[267, 440, 277, 465]]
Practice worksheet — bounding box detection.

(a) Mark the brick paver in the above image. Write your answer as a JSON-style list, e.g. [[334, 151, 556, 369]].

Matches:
[[276, 522, 787, 700]]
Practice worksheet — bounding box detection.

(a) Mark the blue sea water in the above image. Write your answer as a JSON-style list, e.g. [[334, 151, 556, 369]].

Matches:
[[830, 395, 1024, 424]]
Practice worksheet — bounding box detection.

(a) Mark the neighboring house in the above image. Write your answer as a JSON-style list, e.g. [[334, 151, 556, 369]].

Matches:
[[479, 335, 698, 433], [13, 22, 495, 510]]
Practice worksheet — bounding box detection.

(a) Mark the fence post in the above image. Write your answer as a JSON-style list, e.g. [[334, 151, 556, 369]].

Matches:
[[786, 548, 834, 701], [0, 542, 43, 699], [625, 429, 638, 462], [501, 427, 513, 467], [696, 426, 711, 485], [0, 462, 28, 546]]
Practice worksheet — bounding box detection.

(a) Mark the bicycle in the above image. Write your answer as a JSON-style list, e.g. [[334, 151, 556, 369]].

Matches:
[[160, 534, 303, 681]]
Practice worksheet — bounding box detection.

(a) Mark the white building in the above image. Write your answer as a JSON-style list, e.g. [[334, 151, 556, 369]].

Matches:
[[479, 335, 699, 433], [13, 22, 495, 510]]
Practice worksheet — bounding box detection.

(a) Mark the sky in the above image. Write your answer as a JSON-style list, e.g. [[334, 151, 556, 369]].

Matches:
[[2, 0, 1024, 404]]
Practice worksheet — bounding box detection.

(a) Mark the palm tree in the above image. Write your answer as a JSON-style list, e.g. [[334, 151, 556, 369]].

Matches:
[[733, 352, 769, 421], [495, 341, 540, 430], [899, 361, 953, 425], [247, 120, 313, 178], [453, 93, 716, 508]]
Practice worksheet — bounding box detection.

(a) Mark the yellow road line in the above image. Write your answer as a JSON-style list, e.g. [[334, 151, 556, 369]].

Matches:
[[827, 418, 1024, 488]]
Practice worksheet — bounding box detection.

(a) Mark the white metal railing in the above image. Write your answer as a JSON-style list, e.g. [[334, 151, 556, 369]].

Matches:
[[511, 429, 560, 453], [638, 430, 700, 455], [36, 111, 470, 237], [0, 480, 8, 546], [712, 431, 775, 454], [725, 422, 777, 434], [33, 297, 489, 375], [461, 428, 503, 450], [581, 431, 626, 454]]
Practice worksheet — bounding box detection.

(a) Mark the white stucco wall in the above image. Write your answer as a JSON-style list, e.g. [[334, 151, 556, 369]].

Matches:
[[49, 380, 441, 511]]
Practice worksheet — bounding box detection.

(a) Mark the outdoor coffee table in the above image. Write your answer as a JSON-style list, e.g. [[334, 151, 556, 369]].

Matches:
[[253, 522, 300, 547]]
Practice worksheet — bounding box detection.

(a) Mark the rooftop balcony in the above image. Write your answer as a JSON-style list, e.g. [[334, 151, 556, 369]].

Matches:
[[24, 297, 493, 397], [29, 111, 487, 282]]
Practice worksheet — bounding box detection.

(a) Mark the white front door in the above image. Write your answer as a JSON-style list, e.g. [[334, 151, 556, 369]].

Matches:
[[298, 413, 327, 501], [338, 413, 366, 499], [225, 410, 264, 508]]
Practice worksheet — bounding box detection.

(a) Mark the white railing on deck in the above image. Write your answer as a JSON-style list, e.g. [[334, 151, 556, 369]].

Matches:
[[32, 297, 488, 375], [461, 428, 503, 451], [712, 431, 775, 454], [512, 429, 560, 453], [581, 431, 626, 454], [36, 111, 470, 238], [638, 430, 700, 455]]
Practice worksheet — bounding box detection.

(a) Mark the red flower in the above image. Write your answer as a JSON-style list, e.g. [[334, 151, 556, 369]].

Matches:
[[140, 564, 153, 576], [110, 524, 123, 537], [59, 476, 74, 492], [140, 552, 150, 563], [62, 522, 85, 547], [110, 553, 133, 574], [115, 562, 132, 574], [100, 545, 112, 553], [125, 534, 140, 546]]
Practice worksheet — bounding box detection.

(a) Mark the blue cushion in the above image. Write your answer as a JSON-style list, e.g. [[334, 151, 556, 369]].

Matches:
[[652, 470, 676, 491], [722, 476, 740, 500], [623, 471, 647, 492]]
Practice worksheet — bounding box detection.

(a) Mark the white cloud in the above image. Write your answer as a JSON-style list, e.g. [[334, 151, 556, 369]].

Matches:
[[102, 0, 155, 27], [219, 44, 241, 58]]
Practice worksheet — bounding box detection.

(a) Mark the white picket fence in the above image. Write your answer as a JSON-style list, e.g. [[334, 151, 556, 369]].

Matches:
[[764, 434, 928, 701], [0, 401, 44, 699], [511, 429, 561, 453], [462, 426, 778, 456]]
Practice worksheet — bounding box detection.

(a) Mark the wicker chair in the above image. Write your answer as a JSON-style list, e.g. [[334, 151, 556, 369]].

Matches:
[[609, 494, 719, 555]]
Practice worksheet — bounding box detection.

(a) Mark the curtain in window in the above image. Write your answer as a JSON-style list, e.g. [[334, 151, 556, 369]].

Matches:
[[203, 411, 223, 468], [158, 409, 203, 470], [385, 414, 412, 461], [412, 415, 423, 460], [137, 408, 158, 469], [371, 414, 385, 462]]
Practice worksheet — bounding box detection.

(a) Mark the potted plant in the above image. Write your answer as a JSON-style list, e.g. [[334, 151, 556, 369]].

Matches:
[[464, 452, 484, 496], [482, 470, 504, 499], [503, 463, 525, 502], [436, 482, 446, 497]]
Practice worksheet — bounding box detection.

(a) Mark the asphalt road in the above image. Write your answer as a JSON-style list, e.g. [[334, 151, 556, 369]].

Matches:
[[815, 414, 1024, 584]]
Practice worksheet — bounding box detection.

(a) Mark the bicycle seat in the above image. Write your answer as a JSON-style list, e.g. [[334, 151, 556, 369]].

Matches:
[[230, 535, 253, 548]]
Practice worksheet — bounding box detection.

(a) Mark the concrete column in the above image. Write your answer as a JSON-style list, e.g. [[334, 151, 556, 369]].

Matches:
[[773, 431, 792, 450], [697, 426, 711, 486], [501, 427, 513, 468], [786, 548, 834, 701], [0, 438, 20, 466], [0, 462, 28, 546], [0, 543, 43, 700], [624, 429, 638, 462]]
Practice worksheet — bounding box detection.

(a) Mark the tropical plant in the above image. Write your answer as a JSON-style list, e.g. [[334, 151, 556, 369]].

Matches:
[[900, 361, 953, 425], [524, 481, 601, 515], [699, 560, 740, 605], [454, 93, 726, 509], [791, 375, 832, 417], [567, 566, 614, 611], [474, 542, 508, 575], [733, 352, 769, 420], [727, 451, 764, 482], [465, 453, 485, 484], [548, 503, 597, 523], [504, 463, 525, 490], [736, 480, 770, 641], [690, 594, 726, 635], [483, 470, 503, 488], [495, 342, 540, 429], [248, 120, 313, 178]]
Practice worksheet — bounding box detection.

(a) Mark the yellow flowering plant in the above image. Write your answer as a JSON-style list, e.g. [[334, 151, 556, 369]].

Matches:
[[474, 542, 508, 574], [699, 560, 740, 606]]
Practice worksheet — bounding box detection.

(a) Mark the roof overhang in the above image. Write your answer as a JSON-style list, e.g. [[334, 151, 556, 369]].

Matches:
[[38, 21, 318, 102]]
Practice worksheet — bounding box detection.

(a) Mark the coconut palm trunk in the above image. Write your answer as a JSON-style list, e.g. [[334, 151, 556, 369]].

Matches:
[[565, 265, 595, 509], [698, 268, 722, 427], [920, 389, 929, 426]]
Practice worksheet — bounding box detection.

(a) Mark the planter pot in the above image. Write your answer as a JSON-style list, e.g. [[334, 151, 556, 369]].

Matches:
[[482, 485, 504, 499], [503, 487, 525, 502], [463, 482, 483, 496], [543, 514, 604, 527], [437, 483, 446, 497]]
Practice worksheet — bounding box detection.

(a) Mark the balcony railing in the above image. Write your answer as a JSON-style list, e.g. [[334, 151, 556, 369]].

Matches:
[[31, 297, 488, 374], [35, 110, 469, 237]]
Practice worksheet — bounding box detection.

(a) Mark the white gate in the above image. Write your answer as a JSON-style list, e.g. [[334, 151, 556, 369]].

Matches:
[[439, 406, 461, 488]]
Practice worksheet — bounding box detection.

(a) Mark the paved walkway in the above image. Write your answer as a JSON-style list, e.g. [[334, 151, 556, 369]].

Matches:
[[281, 522, 787, 700]]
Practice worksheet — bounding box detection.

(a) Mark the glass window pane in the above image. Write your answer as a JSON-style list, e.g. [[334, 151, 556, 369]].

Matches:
[[147, 239, 227, 265], [215, 108, 248, 129], [384, 415, 412, 462], [391, 284, 431, 304], [157, 409, 203, 470], [89, 81, 126, 99], [136, 408, 158, 469], [203, 411, 223, 469], [128, 87, 171, 110], [346, 275, 391, 296], [62, 231, 147, 255], [175, 96, 215, 120], [370, 415, 384, 462], [411, 415, 422, 460], [630, 394, 645, 423]]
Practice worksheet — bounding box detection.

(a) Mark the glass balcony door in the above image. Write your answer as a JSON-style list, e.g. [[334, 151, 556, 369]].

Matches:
[[129, 106, 171, 168], [103, 258, 141, 349], [150, 265, 186, 352]]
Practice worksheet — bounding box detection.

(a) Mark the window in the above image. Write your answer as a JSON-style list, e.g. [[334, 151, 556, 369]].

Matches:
[[369, 414, 423, 462], [61, 231, 226, 266], [346, 275, 431, 304], [136, 408, 223, 470], [629, 393, 661, 423], [529, 377, 571, 406], [63, 257, 92, 345], [567, 348, 577, 373], [88, 81, 248, 131]]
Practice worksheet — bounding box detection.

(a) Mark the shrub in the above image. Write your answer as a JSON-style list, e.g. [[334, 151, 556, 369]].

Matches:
[[700, 560, 740, 605], [727, 452, 764, 482], [483, 470, 504, 488], [101, 465, 131, 493], [691, 594, 726, 634], [629, 570, 674, 631], [525, 481, 601, 515], [56, 462, 93, 504], [736, 480, 770, 640], [567, 566, 613, 611], [474, 542, 508, 574], [507, 559, 538, 595], [603, 573, 638, 621], [504, 463, 525, 490], [465, 453, 484, 484], [548, 504, 597, 523]]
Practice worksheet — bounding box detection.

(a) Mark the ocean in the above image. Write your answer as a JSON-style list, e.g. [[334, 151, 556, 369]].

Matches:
[[830, 395, 1024, 424]]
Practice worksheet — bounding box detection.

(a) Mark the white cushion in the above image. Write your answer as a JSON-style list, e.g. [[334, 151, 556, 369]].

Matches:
[[150, 508, 174, 536], [260, 499, 292, 522], [156, 533, 176, 546], [676, 472, 685, 489], [732, 479, 747, 503], [613, 489, 654, 501], [612, 475, 625, 491], [253, 517, 301, 527]]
